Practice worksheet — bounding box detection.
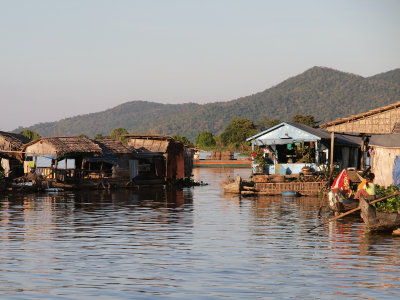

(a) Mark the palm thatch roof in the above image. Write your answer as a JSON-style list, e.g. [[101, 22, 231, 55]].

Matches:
[[0, 131, 31, 151], [93, 138, 134, 155], [22, 136, 102, 156]]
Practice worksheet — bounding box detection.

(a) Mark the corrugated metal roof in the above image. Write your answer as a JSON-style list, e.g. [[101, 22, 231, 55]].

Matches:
[[370, 134, 400, 147], [247, 122, 360, 147]]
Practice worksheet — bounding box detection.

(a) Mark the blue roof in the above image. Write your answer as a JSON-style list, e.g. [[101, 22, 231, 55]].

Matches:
[[247, 122, 323, 146], [247, 122, 361, 147]]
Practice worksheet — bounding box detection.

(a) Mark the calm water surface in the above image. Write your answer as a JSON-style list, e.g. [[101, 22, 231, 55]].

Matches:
[[1, 168, 400, 299]]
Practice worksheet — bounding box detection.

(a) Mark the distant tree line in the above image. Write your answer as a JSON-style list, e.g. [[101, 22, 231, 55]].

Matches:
[[20, 114, 317, 152]]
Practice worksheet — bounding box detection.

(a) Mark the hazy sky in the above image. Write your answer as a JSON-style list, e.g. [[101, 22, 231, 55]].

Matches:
[[1, 0, 399, 131]]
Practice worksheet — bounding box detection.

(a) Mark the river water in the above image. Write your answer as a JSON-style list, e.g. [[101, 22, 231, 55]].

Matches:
[[1, 168, 400, 299]]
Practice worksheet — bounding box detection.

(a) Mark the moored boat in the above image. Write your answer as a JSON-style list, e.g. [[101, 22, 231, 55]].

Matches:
[[359, 197, 400, 232]]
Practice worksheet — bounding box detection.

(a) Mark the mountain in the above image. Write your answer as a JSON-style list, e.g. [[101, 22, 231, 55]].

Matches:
[[16, 66, 400, 141]]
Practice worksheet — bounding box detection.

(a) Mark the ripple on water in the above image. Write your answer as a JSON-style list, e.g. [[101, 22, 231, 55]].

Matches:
[[1, 168, 400, 299]]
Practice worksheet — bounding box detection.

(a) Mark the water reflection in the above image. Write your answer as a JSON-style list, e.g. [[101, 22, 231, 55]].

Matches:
[[1, 168, 400, 299]]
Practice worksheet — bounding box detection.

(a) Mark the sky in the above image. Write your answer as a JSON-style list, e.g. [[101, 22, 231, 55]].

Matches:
[[1, 0, 399, 131]]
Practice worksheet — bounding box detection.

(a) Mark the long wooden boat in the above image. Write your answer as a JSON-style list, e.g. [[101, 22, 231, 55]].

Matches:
[[194, 159, 251, 168], [360, 197, 400, 232]]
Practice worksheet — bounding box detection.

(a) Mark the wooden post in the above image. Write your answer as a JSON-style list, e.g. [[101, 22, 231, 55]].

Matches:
[[360, 134, 365, 170], [329, 131, 335, 176], [54, 159, 58, 181], [315, 141, 319, 165]]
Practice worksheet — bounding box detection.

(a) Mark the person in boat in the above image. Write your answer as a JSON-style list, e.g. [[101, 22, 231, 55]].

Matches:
[[354, 173, 376, 200]]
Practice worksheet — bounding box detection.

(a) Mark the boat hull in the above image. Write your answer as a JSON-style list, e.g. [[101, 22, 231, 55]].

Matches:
[[360, 198, 400, 232]]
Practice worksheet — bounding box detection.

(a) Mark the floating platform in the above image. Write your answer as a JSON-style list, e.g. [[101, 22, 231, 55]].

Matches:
[[194, 159, 251, 168]]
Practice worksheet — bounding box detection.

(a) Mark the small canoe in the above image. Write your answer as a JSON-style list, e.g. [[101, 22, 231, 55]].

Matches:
[[360, 197, 400, 232]]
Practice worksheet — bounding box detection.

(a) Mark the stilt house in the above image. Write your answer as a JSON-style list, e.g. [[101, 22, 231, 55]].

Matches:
[[92, 138, 136, 179], [247, 122, 360, 175], [124, 134, 186, 180], [0, 131, 31, 178], [21, 136, 102, 182], [321, 101, 400, 186]]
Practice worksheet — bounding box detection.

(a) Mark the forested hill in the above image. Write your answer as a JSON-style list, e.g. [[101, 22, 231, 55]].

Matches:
[[16, 66, 400, 141]]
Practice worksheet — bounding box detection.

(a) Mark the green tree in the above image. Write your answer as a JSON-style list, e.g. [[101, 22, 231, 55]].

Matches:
[[291, 114, 317, 127], [219, 118, 257, 149], [79, 134, 89, 138], [110, 128, 128, 142], [20, 129, 41, 140], [256, 116, 281, 131], [173, 135, 194, 147], [196, 131, 216, 147]]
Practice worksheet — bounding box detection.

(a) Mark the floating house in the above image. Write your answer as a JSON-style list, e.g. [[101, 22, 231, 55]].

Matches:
[[92, 138, 136, 179], [124, 134, 187, 180], [247, 122, 360, 175], [321, 101, 400, 186], [21, 136, 102, 182], [0, 131, 31, 178]]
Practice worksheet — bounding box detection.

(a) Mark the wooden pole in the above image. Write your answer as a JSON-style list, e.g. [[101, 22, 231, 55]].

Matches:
[[307, 191, 400, 232], [329, 131, 335, 176], [360, 134, 365, 170]]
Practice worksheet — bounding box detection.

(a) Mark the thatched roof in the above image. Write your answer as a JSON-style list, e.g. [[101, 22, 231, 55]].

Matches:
[[0, 131, 31, 151], [22, 136, 102, 155], [93, 138, 134, 155], [124, 134, 179, 153]]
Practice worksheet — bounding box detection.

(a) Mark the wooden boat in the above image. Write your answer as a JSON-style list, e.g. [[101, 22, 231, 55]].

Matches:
[[328, 190, 359, 213], [360, 197, 400, 232]]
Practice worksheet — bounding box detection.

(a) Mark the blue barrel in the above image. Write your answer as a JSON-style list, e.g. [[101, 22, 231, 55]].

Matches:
[[282, 191, 300, 197]]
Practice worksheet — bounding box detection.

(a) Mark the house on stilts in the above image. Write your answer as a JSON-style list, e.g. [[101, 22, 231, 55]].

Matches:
[[0, 131, 31, 178], [321, 101, 400, 187]]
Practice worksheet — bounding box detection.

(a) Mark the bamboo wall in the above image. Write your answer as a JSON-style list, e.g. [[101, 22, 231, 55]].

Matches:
[[254, 181, 327, 196], [324, 106, 400, 134]]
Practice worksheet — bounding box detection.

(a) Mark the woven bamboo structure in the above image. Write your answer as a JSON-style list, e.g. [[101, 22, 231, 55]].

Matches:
[[254, 181, 328, 196], [320, 101, 400, 134]]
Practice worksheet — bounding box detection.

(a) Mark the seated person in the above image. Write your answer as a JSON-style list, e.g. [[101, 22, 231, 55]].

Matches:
[[354, 173, 376, 199]]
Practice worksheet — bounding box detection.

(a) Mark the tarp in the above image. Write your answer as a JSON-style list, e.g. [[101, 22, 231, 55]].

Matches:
[[331, 169, 351, 197], [393, 156, 400, 188]]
